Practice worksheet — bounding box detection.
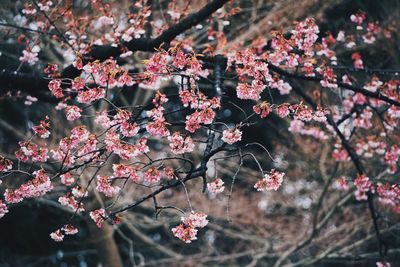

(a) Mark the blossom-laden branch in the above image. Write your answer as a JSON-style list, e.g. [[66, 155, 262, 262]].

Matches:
[[0, 0, 230, 99]]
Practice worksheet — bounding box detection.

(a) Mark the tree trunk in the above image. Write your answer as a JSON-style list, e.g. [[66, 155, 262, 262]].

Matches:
[[87, 219, 123, 267]]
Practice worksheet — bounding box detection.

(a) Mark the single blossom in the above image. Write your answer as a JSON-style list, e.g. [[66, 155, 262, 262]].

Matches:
[[63, 224, 78, 235], [50, 229, 64, 242]]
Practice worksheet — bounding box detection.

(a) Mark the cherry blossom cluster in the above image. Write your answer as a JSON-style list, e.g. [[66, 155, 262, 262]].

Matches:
[[288, 120, 329, 141], [349, 11, 386, 44], [144, 46, 205, 85], [4, 169, 52, 203], [222, 127, 242, 145], [171, 212, 208, 243], [168, 132, 195, 154], [335, 176, 350, 191], [96, 175, 121, 198], [113, 164, 140, 182], [32, 116, 51, 138], [15, 141, 49, 163], [50, 125, 98, 167], [143, 167, 162, 183], [146, 91, 170, 137], [384, 145, 400, 174], [47, 58, 136, 105], [354, 137, 386, 159], [1, 6, 399, 262], [89, 208, 121, 229], [332, 144, 350, 162], [354, 174, 372, 201], [19, 45, 40, 65], [254, 169, 285, 191], [178, 89, 220, 133], [376, 183, 400, 213], [58, 192, 85, 213], [228, 49, 292, 100], [207, 178, 225, 195], [90, 208, 107, 228]]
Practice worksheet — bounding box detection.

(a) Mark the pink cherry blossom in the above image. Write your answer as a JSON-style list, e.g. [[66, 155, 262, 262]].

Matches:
[[376, 261, 391, 267], [354, 174, 372, 201], [48, 79, 64, 98], [96, 175, 121, 197], [336, 176, 349, 190], [351, 53, 364, 69], [19, 49, 39, 65], [113, 164, 140, 182], [60, 172, 75, 186], [65, 105, 82, 121], [32, 117, 51, 138], [50, 229, 64, 242], [58, 193, 84, 212], [207, 178, 225, 194], [254, 170, 285, 191], [276, 104, 290, 118], [63, 224, 78, 235], [181, 212, 209, 228], [168, 132, 195, 154], [163, 166, 175, 180], [0, 200, 8, 219], [171, 223, 198, 243], [222, 128, 242, 145], [143, 168, 161, 183], [253, 102, 272, 118], [90, 208, 106, 228]]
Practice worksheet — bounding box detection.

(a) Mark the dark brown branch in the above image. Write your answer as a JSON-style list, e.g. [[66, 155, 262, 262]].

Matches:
[[267, 63, 400, 107], [290, 82, 386, 261], [108, 144, 230, 217], [0, 22, 55, 36], [0, 69, 56, 103], [152, 0, 229, 47]]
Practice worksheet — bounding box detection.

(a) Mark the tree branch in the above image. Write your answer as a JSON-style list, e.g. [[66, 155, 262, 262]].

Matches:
[[0, 0, 230, 101]]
